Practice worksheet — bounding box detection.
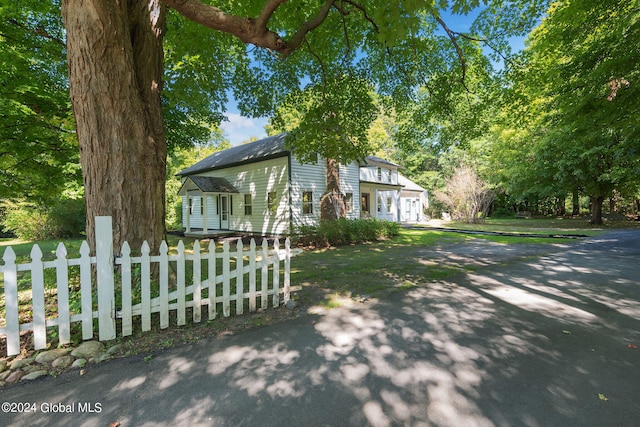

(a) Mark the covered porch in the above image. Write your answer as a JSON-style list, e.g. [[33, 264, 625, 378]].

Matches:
[[359, 182, 402, 222], [178, 176, 239, 236]]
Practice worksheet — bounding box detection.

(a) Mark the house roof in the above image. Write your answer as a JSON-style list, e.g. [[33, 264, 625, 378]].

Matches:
[[399, 175, 427, 193], [177, 133, 289, 176], [179, 176, 239, 195], [177, 132, 402, 176], [363, 155, 401, 168]]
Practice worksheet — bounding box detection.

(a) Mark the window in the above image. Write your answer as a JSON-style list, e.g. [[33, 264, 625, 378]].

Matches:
[[386, 196, 392, 213], [345, 193, 353, 213], [377, 195, 382, 212], [377, 167, 382, 182], [189, 196, 195, 215], [189, 196, 203, 215], [244, 194, 252, 215], [387, 169, 392, 183], [302, 191, 313, 214], [268, 191, 277, 214]]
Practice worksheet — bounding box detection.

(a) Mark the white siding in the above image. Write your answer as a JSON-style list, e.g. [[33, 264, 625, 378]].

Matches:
[[340, 162, 361, 219], [183, 156, 290, 235], [360, 166, 398, 185], [290, 157, 325, 228]]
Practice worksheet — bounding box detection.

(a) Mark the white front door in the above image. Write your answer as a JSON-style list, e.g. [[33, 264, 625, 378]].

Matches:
[[220, 195, 229, 229], [405, 199, 412, 222]]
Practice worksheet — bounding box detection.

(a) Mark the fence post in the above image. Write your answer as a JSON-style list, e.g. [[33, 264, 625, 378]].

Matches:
[[95, 216, 116, 341]]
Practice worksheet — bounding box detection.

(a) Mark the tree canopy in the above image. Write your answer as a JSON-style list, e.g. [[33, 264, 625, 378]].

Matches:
[[0, 2, 80, 203]]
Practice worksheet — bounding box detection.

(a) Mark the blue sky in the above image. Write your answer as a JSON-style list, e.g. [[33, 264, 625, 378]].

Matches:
[[220, 113, 269, 144]]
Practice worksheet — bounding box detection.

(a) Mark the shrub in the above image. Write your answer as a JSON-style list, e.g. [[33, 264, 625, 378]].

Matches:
[[293, 218, 399, 247], [3, 198, 86, 240]]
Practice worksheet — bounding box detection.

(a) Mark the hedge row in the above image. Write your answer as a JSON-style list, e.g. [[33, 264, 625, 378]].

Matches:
[[293, 218, 399, 247]]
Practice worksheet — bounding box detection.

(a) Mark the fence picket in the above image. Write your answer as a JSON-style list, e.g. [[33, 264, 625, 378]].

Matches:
[[207, 240, 217, 320], [141, 241, 151, 332], [30, 245, 47, 350], [272, 238, 280, 307], [222, 240, 231, 317], [176, 241, 186, 326], [159, 241, 169, 329], [120, 242, 133, 337], [3, 247, 20, 355], [235, 239, 244, 315], [0, 216, 300, 357], [284, 238, 291, 304], [261, 238, 269, 310], [79, 242, 93, 340], [56, 243, 71, 345], [249, 239, 257, 312], [193, 240, 202, 323]]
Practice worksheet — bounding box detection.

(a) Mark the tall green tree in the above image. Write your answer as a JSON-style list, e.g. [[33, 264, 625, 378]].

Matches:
[[0, 2, 80, 203], [493, 0, 640, 224]]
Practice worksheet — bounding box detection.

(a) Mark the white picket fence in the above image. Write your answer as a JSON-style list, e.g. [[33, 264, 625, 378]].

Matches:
[[0, 216, 301, 357]]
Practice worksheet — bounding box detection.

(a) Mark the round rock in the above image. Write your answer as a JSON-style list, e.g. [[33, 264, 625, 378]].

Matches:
[[35, 348, 71, 364], [52, 355, 75, 369], [71, 358, 87, 369], [21, 370, 49, 381], [71, 341, 105, 358], [10, 357, 35, 370]]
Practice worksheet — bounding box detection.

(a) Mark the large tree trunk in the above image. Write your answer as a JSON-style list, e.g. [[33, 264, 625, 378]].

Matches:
[[320, 158, 345, 220], [589, 195, 605, 225], [62, 0, 167, 254]]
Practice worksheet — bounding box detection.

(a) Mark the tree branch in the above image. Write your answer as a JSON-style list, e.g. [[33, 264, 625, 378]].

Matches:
[[284, 0, 335, 57], [162, 0, 336, 58], [341, 0, 379, 34], [431, 13, 469, 91], [7, 18, 65, 47], [255, 0, 286, 29], [161, 0, 287, 51]]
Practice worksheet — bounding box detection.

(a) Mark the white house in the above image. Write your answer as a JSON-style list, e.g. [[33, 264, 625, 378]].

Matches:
[[177, 134, 426, 236], [398, 174, 429, 223]]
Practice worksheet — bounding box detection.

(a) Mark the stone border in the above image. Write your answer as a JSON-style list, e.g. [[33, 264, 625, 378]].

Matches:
[[0, 341, 121, 386]]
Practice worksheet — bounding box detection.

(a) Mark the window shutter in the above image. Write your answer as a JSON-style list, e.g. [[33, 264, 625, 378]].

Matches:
[[230, 196, 233, 215]]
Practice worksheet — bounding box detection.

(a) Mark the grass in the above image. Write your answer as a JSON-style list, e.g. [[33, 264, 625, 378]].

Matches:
[[431, 217, 640, 235]]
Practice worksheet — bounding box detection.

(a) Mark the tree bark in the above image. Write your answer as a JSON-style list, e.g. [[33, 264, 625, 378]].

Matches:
[[572, 190, 580, 216], [62, 0, 167, 254], [320, 158, 345, 220], [589, 195, 605, 225]]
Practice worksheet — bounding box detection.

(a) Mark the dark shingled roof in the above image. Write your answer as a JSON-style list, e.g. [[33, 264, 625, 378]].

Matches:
[[363, 155, 400, 168], [187, 176, 239, 193], [177, 133, 289, 176], [177, 132, 400, 177]]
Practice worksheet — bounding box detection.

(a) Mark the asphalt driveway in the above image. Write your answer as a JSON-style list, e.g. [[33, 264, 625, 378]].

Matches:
[[2, 230, 639, 426]]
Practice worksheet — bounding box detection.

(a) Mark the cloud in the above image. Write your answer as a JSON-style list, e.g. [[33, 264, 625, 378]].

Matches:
[[221, 113, 268, 145]]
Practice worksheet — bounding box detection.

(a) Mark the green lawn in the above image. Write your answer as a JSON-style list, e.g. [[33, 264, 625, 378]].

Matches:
[[427, 217, 640, 236]]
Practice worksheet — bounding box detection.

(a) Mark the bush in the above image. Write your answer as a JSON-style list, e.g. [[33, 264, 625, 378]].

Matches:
[[293, 218, 399, 247], [3, 199, 86, 240]]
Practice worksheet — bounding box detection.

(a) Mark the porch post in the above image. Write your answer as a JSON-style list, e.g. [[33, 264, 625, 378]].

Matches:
[[185, 195, 191, 233], [203, 194, 208, 234], [374, 189, 379, 219]]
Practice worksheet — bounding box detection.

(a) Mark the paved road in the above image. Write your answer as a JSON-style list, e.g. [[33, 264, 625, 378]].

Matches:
[[2, 230, 640, 426]]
